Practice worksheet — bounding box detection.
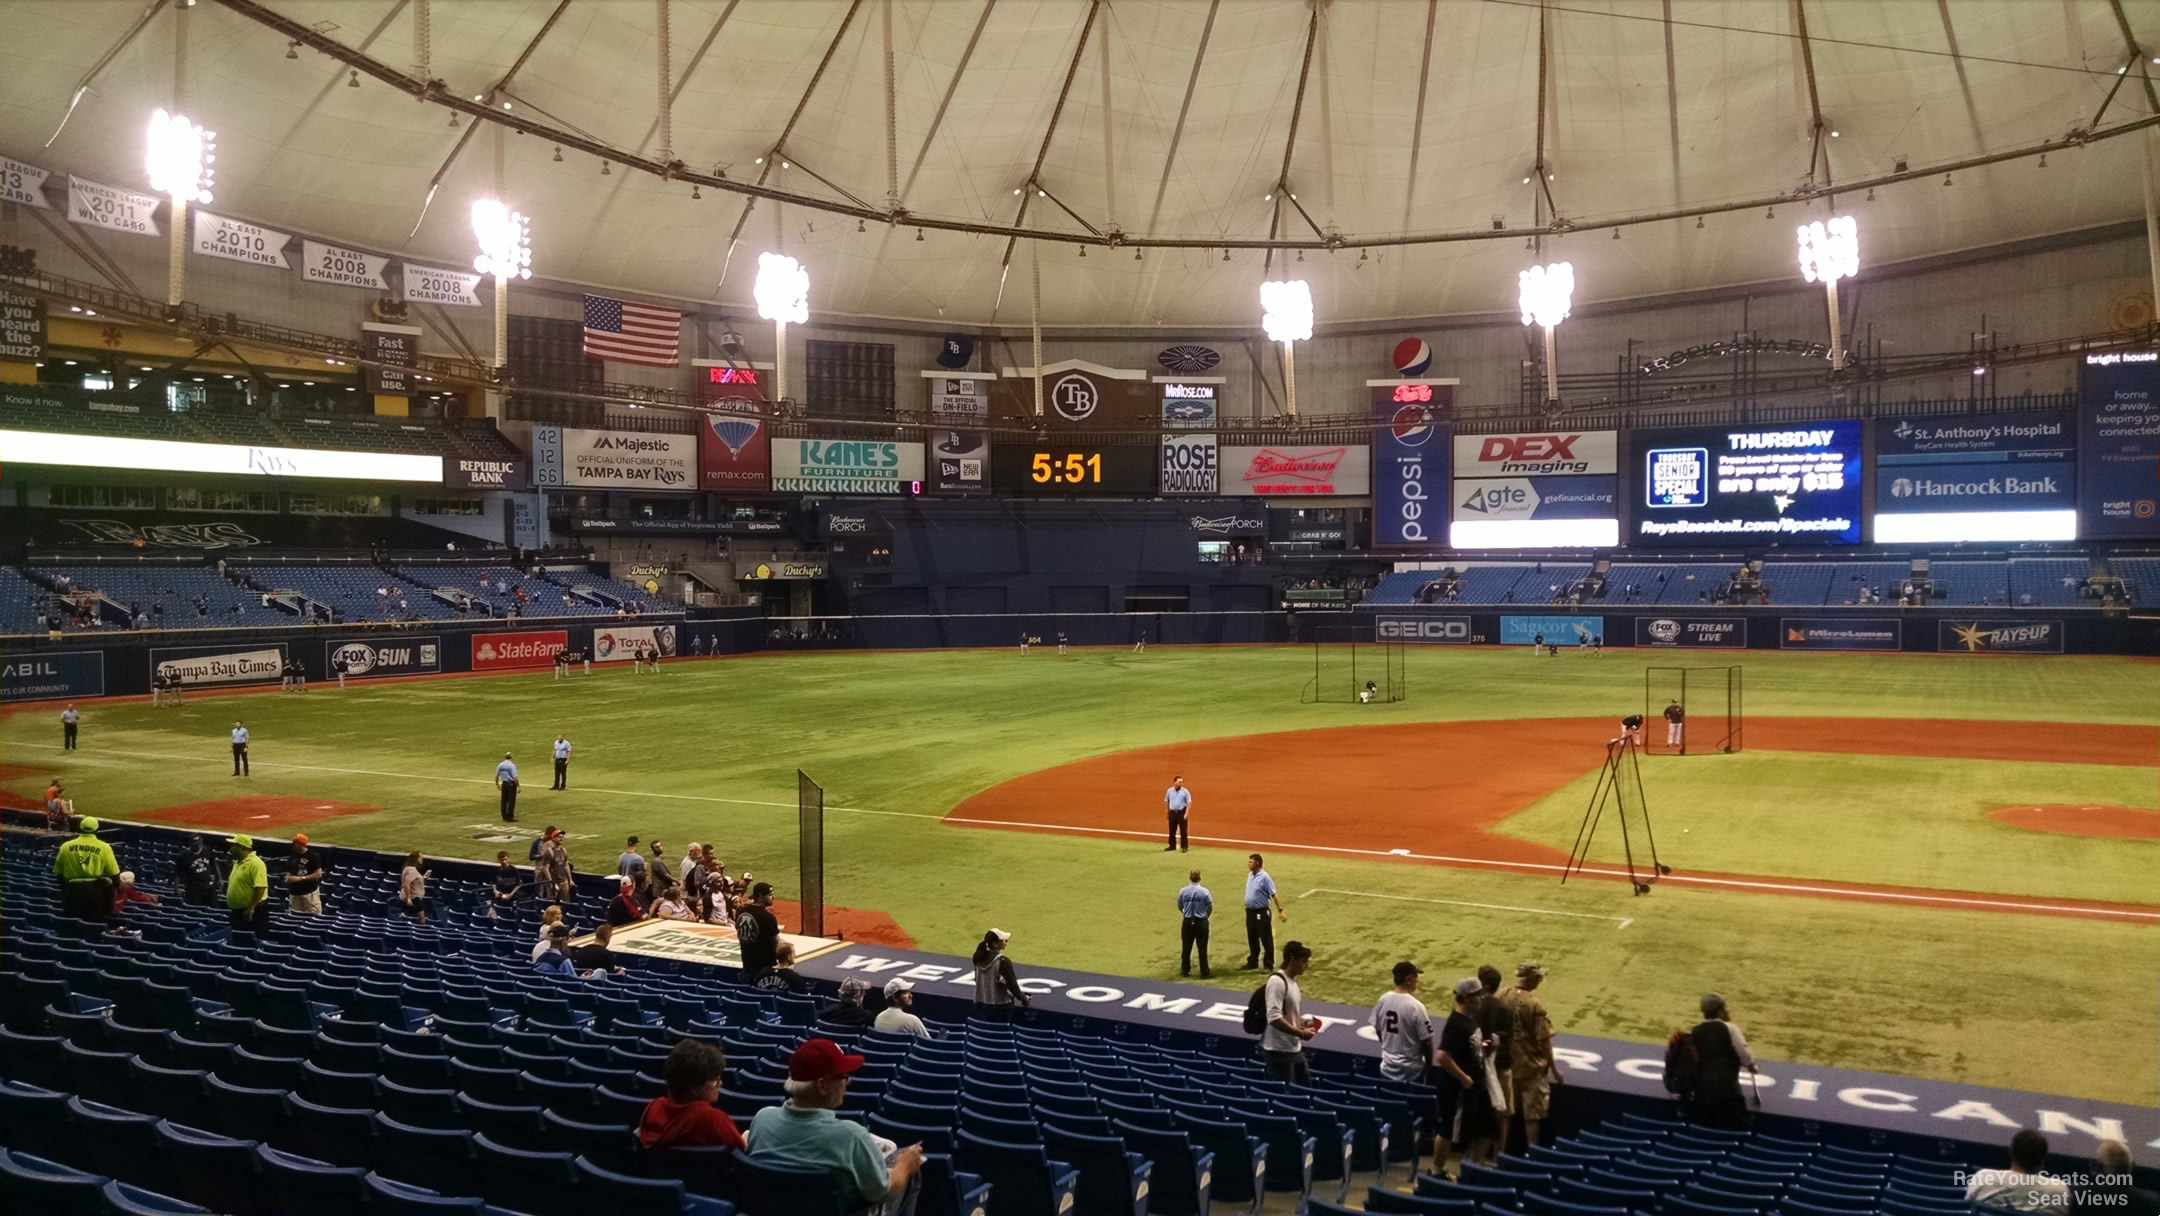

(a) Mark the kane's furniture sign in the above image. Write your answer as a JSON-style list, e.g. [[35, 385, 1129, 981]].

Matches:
[[471, 630, 568, 670], [1635, 617, 1744, 648], [1635, 421, 1863, 546], [1779, 618, 1900, 651], [593, 625, 676, 662], [0, 430, 442, 482], [1450, 430, 1618, 549], [532, 428, 697, 489], [325, 637, 441, 678], [772, 439, 925, 494], [2077, 351, 2160, 537], [1375, 615, 1477, 644], [1371, 380, 1456, 543], [1222, 444, 1371, 498], [152, 645, 288, 687], [1937, 620, 2063, 654], [1, 651, 105, 701], [1874, 411, 2075, 543]]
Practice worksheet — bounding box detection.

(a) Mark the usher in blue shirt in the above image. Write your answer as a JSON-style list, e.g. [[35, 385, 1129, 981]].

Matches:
[[1177, 882, 1212, 919], [1166, 786, 1192, 813], [1244, 870, 1276, 910], [496, 759, 518, 783]]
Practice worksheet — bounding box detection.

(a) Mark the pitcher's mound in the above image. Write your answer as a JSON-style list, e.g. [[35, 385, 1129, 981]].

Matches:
[[137, 796, 381, 831], [1988, 804, 2160, 840]]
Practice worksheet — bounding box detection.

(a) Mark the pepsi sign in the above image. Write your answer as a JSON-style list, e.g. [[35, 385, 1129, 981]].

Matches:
[[1371, 382, 1454, 545]]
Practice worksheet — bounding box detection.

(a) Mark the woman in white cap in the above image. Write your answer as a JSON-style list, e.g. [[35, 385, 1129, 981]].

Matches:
[[970, 929, 1030, 1018]]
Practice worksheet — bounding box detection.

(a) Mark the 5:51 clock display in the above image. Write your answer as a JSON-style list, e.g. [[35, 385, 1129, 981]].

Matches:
[[991, 443, 1157, 495]]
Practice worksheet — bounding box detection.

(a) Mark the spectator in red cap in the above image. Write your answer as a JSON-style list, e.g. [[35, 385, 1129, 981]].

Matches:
[[639, 1040, 745, 1151], [748, 1038, 924, 1215]]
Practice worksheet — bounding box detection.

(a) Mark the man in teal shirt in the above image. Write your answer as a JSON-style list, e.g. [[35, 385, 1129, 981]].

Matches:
[[749, 1039, 923, 1214]]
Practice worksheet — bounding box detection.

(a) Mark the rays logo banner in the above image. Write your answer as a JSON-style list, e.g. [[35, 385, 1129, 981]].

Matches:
[[1936, 619, 2063, 654]]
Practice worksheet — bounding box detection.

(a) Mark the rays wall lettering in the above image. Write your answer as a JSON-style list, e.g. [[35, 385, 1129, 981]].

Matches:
[[56, 519, 266, 550], [1637, 337, 1841, 375]]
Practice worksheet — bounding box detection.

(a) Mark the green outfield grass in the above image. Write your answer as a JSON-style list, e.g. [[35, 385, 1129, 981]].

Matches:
[[5, 646, 2155, 1105]]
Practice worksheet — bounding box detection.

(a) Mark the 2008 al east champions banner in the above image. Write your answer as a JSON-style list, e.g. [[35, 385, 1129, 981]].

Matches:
[[771, 438, 926, 494]]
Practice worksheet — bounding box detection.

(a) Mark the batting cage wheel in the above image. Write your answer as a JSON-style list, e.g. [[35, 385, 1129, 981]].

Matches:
[[1299, 625, 1407, 704]]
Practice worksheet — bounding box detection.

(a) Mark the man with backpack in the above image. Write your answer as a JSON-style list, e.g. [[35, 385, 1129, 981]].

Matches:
[[1665, 992, 1755, 1129], [1244, 941, 1318, 1083]]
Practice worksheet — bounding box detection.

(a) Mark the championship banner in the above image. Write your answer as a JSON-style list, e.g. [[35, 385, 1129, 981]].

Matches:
[[1159, 434, 1219, 496], [1372, 381, 1455, 544], [772, 438, 926, 494], [1779, 618, 1900, 652], [699, 413, 772, 492], [67, 176, 160, 236], [927, 428, 988, 495], [1635, 617, 1745, 648], [1499, 615, 1603, 646], [191, 210, 293, 269], [471, 630, 568, 671], [151, 644, 288, 687], [1, 651, 105, 701], [0, 292, 45, 362], [1449, 430, 1618, 549], [325, 637, 441, 679], [1220, 443, 1370, 497], [1375, 614, 1477, 644], [1, 155, 53, 209], [401, 262, 483, 307], [303, 240, 390, 290], [2077, 351, 2160, 537], [928, 376, 991, 419], [552, 428, 697, 490], [362, 322, 421, 395], [1938, 619, 2064, 654], [592, 624, 676, 662]]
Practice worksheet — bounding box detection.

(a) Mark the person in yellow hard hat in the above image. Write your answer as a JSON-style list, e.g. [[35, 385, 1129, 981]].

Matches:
[[53, 816, 120, 924], [226, 834, 271, 935]]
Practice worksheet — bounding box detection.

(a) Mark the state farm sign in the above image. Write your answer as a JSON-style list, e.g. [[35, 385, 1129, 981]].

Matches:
[[1220, 444, 1371, 497], [471, 630, 568, 671]]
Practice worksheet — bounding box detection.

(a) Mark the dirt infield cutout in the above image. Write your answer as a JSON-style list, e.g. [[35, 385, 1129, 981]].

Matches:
[[126, 795, 383, 831], [1988, 804, 2160, 841]]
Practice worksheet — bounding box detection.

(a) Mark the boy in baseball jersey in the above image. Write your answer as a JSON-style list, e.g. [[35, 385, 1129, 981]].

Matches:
[[1371, 962, 1435, 1082]]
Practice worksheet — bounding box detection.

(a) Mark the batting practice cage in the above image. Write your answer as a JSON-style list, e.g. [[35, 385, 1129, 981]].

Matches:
[[797, 770, 825, 938], [1301, 626, 1407, 704], [1643, 665, 1744, 755]]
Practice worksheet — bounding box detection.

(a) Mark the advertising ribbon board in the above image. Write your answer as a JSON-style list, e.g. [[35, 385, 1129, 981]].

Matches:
[[325, 637, 442, 678], [1499, 615, 1604, 646], [1159, 434, 1219, 496], [772, 439, 926, 495], [0, 292, 45, 362], [1374, 615, 1478, 644], [1635, 617, 1745, 648], [302, 240, 390, 290], [151, 644, 289, 687], [1, 651, 105, 701], [592, 624, 677, 662], [2077, 351, 2160, 537], [1937, 619, 2064, 654], [191, 210, 293, 269], [67, 176, 160, 236], [1372, 381, 1455, 543], [1779, 618, 1900, 651], [0, 429, 442, 483], [471, 630, 569, 670]]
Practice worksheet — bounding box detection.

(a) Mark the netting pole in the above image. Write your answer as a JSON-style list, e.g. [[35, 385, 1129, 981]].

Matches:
[[797, 770, 825, 938]]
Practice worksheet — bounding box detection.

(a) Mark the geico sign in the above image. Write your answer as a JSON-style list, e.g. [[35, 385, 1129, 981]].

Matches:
[[1377, 617, 1472, 643]]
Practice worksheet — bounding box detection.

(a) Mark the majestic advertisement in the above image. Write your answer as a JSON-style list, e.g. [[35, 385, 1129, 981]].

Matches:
[[1159, 434, 1219, 496], [151, 644, 289, 687], [927, 429, 989, 495], [1635, 421, 1863, 546], [2077, 351, 2160, 537], [471, 630, 568, 670], [325, 637, 441, 679], [1449, 430, 1619, 549], [1375, 614, 1478, 644], [362, 322, 422, 396], [443, 456, 526, 490], [698, 413, 773, 492], [592, 624, 677, 662], [1221, 443, 1372, 498], [772, 438, 926, 495], [1937, 619, 2064, 654], [0, 430, 442, 482], [1, 651, 105, 701], [0, 291, 45, 362], [1635, 617, 1745, 649], [1873, 411, 2076, 542], [1779, 618, 1900, 651], [1160, 383, 1219, 429], [535, 428, 698, 490], [1499, 615, 1604, 646], [1372, 381, 1455, 544]]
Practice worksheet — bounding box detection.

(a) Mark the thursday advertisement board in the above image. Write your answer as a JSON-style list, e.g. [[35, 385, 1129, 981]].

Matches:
[[1635, 421, 1863, 546]]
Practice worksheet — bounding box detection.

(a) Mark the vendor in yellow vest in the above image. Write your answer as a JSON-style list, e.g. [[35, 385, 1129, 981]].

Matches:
[[53, 816, 120, 924]]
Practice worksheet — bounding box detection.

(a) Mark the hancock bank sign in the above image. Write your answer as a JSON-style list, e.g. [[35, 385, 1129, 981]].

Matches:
[[803, 948, 2160, 1160]]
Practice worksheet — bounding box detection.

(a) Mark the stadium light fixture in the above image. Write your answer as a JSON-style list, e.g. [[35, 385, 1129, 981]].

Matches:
[[755, 252, 809, 406], [1518, 261, 1574, 402], [1796, 215, 1858, 370], [1260, 279, 1313, 418], [471, 198, 532, 371], [146, 109, 215, 308]]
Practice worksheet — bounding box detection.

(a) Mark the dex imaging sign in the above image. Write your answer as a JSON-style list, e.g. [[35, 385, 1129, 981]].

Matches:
[[1449, 430, 1617, 549]]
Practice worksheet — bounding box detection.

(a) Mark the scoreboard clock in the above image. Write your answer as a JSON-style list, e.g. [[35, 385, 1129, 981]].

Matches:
[[991, 443, 1157, 495]]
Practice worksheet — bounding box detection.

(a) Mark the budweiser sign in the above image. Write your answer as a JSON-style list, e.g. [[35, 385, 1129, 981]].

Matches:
[[1221, 444, 1370, 496]]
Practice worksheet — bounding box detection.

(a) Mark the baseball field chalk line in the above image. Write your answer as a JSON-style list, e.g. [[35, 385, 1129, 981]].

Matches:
[[1299, 887, 1633, 929]]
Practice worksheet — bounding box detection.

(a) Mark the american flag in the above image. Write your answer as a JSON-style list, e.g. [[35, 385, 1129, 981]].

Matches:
[[582, 294, 682, 367]]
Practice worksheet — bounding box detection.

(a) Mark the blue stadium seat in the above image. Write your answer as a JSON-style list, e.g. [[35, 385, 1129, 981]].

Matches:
[[1519, 1192, 1631, 1216], [573, 1155, 735, 1214], [0, 1148, 108, 1216], [43, 998, 110, 1046], [149, 1120, 258, 1216], [0, 1078, 72, 1161], [0, 1025, 68, 1088], [220, 1043, 307, 1090], [309, 1031, 381, 1073], [458, 1094, 550, 1150], [953, 1127, 1082, 1216], [382, 1044, 459, 1087], [101, 1180, 216, 1215], [158, 1031, 234, 1074], [253, 1143, 373, 1212], [201, 1074, 288, 1144], [640, 1145, 747, 1206], [57, 1039, 134, 1106], [363, 1173, 491, 1213], [370, 1112, 478, 1196], [63, 1094, 162, 1185], [473, 1131, 581, 1216], [1041, 1122, 1152, 1216], [1363, 1189, 1479, 1214], [283, 1092, 377, 1168], [1234, 1109, 1316, 1200]]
